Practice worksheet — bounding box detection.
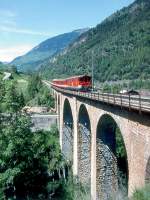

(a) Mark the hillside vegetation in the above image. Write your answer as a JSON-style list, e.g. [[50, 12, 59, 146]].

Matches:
[[40, 0, 150, 83], [11, 29, 88, 72], [0, 67, 55, 110], [0, 62, 10, 70]]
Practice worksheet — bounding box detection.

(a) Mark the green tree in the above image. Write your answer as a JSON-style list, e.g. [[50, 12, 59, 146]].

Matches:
[[27, 75, 54, 109], [39, 88, 55, 108], [4, 82, 23, 113], [27, 75, 42, 99], [19, 92, 25, 108], [0, 78, 5, 111], [0, 114, 63, 199], [0, 74, 66, 199]]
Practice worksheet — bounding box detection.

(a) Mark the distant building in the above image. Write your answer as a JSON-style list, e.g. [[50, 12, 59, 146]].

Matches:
[[119, 89, 128, 94], [22, 106, 49, 114], [120, 89, 139, 95]]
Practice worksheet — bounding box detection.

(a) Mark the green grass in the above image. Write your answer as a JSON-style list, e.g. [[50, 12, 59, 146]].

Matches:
[[0, 70, 29, 100]]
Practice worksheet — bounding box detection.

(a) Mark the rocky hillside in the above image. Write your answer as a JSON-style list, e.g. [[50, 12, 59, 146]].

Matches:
[[40, 0, 150, 82], [11, 28, 88, 72]]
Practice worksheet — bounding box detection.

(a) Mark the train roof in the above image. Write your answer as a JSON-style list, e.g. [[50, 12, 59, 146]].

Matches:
[[53, 75, 91, 81]]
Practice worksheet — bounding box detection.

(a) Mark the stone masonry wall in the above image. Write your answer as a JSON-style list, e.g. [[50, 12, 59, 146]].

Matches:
[[78, 124, 91, 185], [31, 114, 57, 131], [96, 138, 118, 200], [62, 125, 73, 163]]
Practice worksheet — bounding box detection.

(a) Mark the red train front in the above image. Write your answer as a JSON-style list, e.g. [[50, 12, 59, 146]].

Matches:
[[51, 75, 92, 91]]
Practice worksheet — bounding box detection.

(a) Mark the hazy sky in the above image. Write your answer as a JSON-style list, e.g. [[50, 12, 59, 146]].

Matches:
[[0, 0, 135, 62]]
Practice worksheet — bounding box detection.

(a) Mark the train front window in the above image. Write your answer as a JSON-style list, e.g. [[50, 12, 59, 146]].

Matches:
[[79, 77, 83, 83], [79, 77, 87, 83], [87, 77, 91, 82], [84, 77, 88, 82]]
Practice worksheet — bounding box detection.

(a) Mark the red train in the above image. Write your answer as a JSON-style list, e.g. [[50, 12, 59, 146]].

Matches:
[[51, 75, 92, 91]]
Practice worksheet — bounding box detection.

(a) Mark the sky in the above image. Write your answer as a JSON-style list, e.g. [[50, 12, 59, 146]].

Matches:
[[0, 0, 135, 62]]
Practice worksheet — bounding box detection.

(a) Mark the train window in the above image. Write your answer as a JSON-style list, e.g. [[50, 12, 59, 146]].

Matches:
[[79, 77, 84, 82], [87, 77, 91, 81], [80, 76, 90, 82], [84, 77, 88, 82]]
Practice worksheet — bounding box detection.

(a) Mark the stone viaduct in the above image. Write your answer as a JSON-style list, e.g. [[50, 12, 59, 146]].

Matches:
[[52, 86, 150, 200]]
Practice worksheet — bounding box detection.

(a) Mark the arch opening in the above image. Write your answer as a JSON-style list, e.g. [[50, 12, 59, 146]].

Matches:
[[96, 114, 128, 200], [145, 156, 150, 184], [62, 99, 73, 165], [78, 104, 91, 188]]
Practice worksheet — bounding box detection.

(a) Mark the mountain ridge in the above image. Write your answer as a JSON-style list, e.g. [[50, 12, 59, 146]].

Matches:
[[11, 28, 89, 72]]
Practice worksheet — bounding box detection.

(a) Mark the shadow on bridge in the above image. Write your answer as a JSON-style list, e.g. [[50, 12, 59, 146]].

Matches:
[[78, 104, 91, 190], [62, 99, 73, 166], [96, 114, 128, 199]]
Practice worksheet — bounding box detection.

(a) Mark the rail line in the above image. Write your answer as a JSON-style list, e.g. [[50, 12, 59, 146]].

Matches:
[[44, 80, 150, 114]]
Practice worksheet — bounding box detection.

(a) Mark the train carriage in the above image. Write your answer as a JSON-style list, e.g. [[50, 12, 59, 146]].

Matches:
[[51, 75, 92, 91]]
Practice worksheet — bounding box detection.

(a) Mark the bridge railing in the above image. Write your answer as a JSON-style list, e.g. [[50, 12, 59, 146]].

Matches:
[[51, 85, 150, 113]]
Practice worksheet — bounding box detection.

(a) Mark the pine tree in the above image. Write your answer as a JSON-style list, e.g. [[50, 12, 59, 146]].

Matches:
[[5, 82, 21, 113], [19, 92, 25, 108]]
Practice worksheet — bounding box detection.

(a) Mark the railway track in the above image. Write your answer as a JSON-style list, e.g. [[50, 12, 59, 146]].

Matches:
[[43, 80, 150, 114]]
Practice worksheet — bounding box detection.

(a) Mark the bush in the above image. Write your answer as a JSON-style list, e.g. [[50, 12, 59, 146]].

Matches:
[[131, 184, 150, 200], [27, 74, 54, 109]]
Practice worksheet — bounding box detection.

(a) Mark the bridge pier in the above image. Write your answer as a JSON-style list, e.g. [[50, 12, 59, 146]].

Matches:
[[72, 97, 78, 176], [59, 94, 63, 150], [91, 115, 97, 200]]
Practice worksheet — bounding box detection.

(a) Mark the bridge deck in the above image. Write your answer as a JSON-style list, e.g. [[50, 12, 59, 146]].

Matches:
[[44, 81, 150, 114]]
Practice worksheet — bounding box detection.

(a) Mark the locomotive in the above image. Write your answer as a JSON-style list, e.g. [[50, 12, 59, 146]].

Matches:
[[51, 75, 92, 91]]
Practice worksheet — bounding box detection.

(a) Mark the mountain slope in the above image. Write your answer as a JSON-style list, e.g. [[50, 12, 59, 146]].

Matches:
[[11, 28, 89, 72], [0, 62, 9, 70], [40, 0, 150, 82]]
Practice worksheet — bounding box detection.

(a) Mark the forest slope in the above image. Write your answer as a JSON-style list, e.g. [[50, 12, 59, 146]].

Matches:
[[40, 0, 150, 82]]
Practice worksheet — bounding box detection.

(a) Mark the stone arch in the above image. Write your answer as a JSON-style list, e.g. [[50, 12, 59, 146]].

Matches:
[[78, 104, 91, 187], [145, 156, 150, 184], [62, 98, 74, 164], [96, 114, 128, 199]]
